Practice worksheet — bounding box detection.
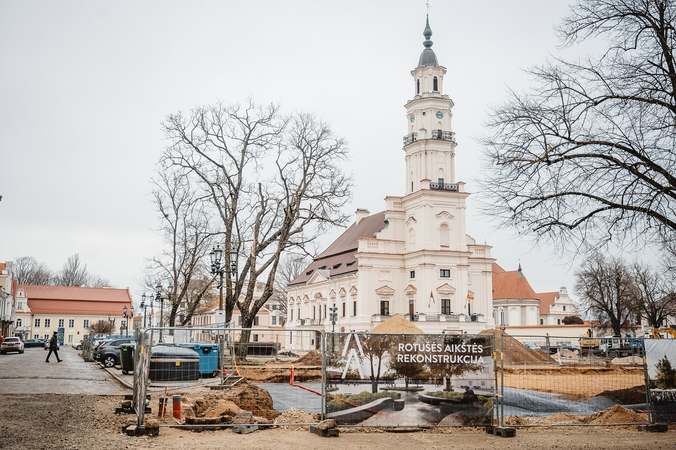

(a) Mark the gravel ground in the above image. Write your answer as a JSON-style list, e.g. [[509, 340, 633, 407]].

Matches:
[[1, 393, 675, 450]]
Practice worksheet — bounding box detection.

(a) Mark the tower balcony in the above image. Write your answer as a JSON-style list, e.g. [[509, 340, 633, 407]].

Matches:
[[403, 132, 418, 147], [430, 181, 459, 191], [431, 129, 456, 143]]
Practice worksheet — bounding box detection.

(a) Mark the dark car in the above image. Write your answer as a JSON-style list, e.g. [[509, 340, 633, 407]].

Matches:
[[23, 338, 46, 348], [97, 338, 134, 368]]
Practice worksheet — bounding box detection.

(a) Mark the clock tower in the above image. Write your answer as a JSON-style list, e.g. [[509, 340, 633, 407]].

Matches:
[[404, 15, 457, 194]]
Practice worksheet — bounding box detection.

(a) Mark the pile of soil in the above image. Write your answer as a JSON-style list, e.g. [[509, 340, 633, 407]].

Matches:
[[595, 385, 646, 404], [273, 407, 320, 430], [582, 404, 648, 425], [181, 382, 278, 422], [479, 329, 554, 364], [294, 350, 323, 366], [238, 365, 322, 383]]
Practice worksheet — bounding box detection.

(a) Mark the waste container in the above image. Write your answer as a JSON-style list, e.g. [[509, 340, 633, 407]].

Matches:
[[179, 343, 220, 377], [149, 345, 200, 382], [120, 343, 135, 375]]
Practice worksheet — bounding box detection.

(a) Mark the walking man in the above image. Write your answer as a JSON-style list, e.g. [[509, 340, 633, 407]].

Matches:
[[45, 331, 62, 363]]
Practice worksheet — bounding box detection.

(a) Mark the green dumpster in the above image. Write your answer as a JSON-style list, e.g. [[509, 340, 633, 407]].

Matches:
[[120, 343, 135, 375]]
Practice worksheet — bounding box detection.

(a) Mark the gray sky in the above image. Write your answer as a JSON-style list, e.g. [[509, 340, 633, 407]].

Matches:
[[2, 0, 591, 304]]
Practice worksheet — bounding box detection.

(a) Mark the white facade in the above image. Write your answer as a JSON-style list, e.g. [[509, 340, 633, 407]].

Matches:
[[285, 16, 495, 348]]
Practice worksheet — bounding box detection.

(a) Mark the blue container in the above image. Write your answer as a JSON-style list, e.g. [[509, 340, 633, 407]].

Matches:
[[179, 343, 219, 377]]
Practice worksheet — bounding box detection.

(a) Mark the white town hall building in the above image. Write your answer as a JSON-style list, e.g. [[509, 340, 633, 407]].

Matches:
[[285, 16, 496, 347]]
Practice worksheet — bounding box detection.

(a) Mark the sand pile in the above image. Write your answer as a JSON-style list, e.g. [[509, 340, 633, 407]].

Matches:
[[294, 350, 323, 366], [273, 407, 320, 429], [480, 329, 554, 364], [182, 382, 278, 423], [582, 404, 647, 425]]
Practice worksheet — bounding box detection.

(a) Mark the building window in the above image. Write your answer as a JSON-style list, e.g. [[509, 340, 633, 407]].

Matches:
[[83, 319, 89, 328], [540, 319, 544, 325], [290, 309, 293, 321], [68, 319, 74, 328], [58, 319, 64, 328], [34, 334, 39, 339], [433, 76, 438, 91], [557, 319, 561, 325], [342, 302, 346, 317], [254, 316, 259, 326], [440, 269, 450, 278], [441, 299, 451, 315], [353, 301, 357, 316], [410, 270, 415, 279], [271, 316, 277, 325], [68, 335, 73, 343], [312, 306, 316, 320], [380, 301, 390, 316], [44, 318, 49, 327], [563, 305, 566, 311], [324, 304, 327, 318], [289, 332, 293, 344], [416, 79, 420, 94], [440, 223, 450, 247], [17, 301, 23, 310], [253, 334, 259, 342], [17, 318, 22, 327]]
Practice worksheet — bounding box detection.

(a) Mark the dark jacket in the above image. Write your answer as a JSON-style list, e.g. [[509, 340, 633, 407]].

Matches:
[[49, 334, 58, 351]]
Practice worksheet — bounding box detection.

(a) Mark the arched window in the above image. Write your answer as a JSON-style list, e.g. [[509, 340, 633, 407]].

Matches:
[[433, 76, 438, 91], [440, 223, 450, 247], [416, 79, 420, 94]]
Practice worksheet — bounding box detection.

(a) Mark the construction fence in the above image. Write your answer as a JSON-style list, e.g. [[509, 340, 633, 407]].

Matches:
[[119, 327, 676, 429]]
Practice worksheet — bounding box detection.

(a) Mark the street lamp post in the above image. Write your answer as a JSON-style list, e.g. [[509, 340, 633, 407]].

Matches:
[[122, 305, 131, 337], [209, 244, 238, 387], [141, 293, 150, 328], [329, 304, 338, 351]]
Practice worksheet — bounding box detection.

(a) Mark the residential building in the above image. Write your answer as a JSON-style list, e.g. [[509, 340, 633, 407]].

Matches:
[[15, 285, 133, 344], [285, 15, 495, 348]]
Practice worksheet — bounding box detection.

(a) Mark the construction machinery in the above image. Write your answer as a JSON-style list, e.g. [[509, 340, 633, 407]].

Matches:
[[579, 335, 644, 358], [649, 328, 676, 339]]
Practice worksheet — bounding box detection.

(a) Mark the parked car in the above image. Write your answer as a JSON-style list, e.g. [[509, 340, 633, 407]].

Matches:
[[1, 337, 25, 354], [97, 338, 134, 368], [72, 340, 83, 350], [23, 338, 46, 348], [524, 342, 541, 350]]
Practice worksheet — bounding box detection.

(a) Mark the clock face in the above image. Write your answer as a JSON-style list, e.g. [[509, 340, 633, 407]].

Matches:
[[436, 111, 444, 119], [409, 114, 415, 122]]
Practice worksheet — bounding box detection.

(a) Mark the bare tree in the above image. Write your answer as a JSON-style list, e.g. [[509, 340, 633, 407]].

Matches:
[[53, 254, 90, 287], [273, 254, 312, 317], [148, 161, 216, 327], [480, 0, 676, 257], [88, 320, 115, 335], [161, 99, 352, 350], [632, 261, 676, 328], [9, 256, 53, 285], [574, 254, 639, 335]]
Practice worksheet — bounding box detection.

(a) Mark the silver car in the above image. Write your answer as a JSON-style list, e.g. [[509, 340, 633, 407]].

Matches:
[[1, 337, 25, 354]]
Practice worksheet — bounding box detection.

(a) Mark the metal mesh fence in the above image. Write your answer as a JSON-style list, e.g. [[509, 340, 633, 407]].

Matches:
[[492, 332, 649, 427], [132, 326, 324, 428], [121, 327, 672, 429]]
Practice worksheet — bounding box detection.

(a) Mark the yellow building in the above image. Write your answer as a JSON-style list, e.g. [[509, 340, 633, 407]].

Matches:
[[15, 285, 133, 344]]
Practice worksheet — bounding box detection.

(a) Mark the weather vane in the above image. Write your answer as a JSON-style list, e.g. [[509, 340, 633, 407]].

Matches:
[[426, 1, 431, 15]]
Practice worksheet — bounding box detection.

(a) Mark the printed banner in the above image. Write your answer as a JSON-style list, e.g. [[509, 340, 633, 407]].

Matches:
[[645, 339, 676, 423], [325, 332, 494, 427]]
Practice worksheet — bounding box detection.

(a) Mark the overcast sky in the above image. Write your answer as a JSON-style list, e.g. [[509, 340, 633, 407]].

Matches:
[[2, 0, 604, 306]]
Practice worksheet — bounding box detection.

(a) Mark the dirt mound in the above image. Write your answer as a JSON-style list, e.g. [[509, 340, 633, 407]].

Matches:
[[273, 407, 320, 429], [294, 350, 322, 366], [582, 404, 647, 425], [595, 385, 646, 404], [479, 329, 554, 364], [182, 382, 278, 422], [531, 413, 585, 424]]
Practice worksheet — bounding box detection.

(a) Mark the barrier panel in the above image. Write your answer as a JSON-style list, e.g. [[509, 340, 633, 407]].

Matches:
[[132, 326, 324, 429], [325, 332, 494, 427], [644, 339, 676, 424], [491, 331, 650, 427]]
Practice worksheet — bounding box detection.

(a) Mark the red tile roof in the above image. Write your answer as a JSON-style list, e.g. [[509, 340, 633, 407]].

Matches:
[[535, 291, 558, 316], [492, 268, 538, 300], [20, 284, 132, 315]]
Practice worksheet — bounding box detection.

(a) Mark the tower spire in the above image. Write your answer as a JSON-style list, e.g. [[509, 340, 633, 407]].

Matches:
[[418, 14, 438, 67]]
